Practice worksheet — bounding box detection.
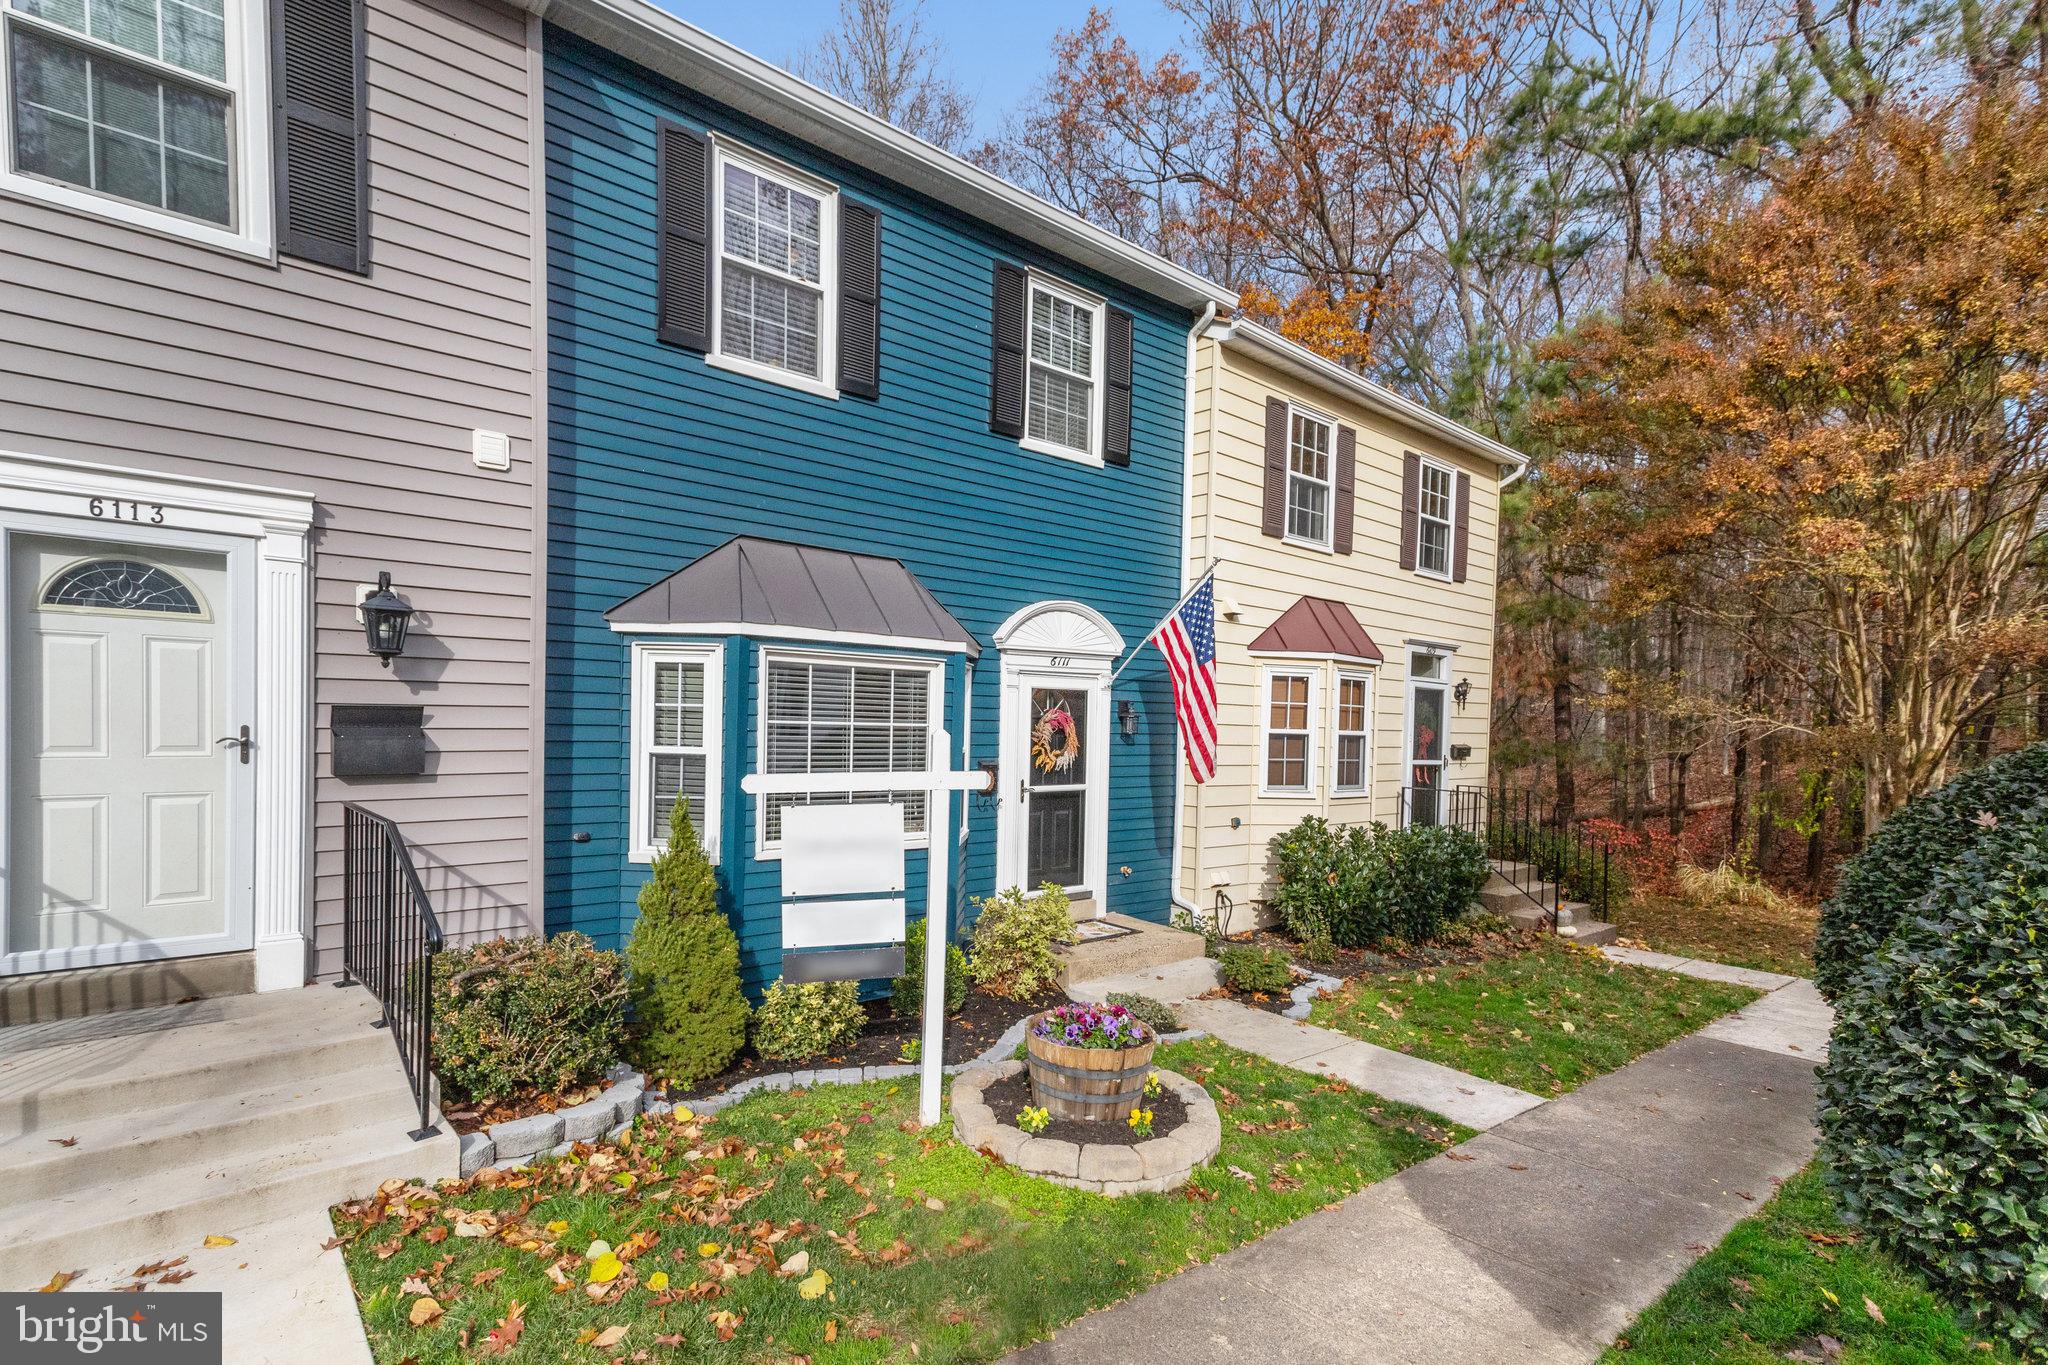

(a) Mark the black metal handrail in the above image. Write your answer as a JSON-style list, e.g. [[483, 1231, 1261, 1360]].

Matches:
[[1398, 784, 1615, 930], [340, 803, 443, 1140]]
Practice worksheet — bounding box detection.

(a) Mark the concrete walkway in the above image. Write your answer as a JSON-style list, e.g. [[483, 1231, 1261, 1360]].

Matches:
[[1015, 971, 1831, 1364]]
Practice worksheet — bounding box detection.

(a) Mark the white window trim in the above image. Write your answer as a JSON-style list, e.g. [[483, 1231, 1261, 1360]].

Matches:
[[753, 645, 943, 860], [628, 641, 724, 865], [708, 134, 839, 401], [0, 0, 273, 258], [1020, 270, 1106, 466], [1414, 455, 1457, 581], [1258, 665, 1319, 799], [1332, 668, 1373, 797], [1282, 403, 1337, 554]]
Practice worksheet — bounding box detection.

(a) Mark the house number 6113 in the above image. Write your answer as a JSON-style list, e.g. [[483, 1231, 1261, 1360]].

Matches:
[[88, 497, 164, 523]]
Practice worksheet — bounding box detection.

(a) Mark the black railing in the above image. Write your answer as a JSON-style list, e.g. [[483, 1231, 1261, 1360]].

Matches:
[[340, 803, 443, 1140], [1399, 784, 1616, 930]]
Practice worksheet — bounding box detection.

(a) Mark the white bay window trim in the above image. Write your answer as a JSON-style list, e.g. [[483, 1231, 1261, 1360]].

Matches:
[[1259, 665, 1318, 798], [1332, 668, 1373, 796], [0, 0, 272, 256], [629, 641, 724, 864], [707, 134, 839, 400], [1021, 271, 1105, 465]]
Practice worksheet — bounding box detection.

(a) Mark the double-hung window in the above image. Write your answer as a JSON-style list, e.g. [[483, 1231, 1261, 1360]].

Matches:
[[1024, 275, 1103, 461], [713, 141, 837, 395], [1416, 459, 1455, 577], [1263, 669, 1314, 795], [630, 644, 723, 862], [1, 0, 265, 250], [760, 652, 936, 852], [1285, 408, 1335, 549], [1333, 672, 1371, 794]]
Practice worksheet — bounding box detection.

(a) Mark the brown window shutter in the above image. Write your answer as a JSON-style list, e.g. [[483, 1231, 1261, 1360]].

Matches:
[[655, 120, 713, 352], [1452, 470, 1472, 582], [1334, 424, 1357, 555], [1399, 451, 1421, 570], [273, 0, 368, 274], [1260, 397, 1288, 538], [838, 200, 881, 398], [988, 263, 1028, 437], [1103, 307, 1135, 465]]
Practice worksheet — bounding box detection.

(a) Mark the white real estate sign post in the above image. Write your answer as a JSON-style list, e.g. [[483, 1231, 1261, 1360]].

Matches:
[[740, 728, 991, 1126]]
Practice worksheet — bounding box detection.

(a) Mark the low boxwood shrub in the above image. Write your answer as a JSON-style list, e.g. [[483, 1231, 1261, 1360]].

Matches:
[[1106, 991, 1180, 1036], [891, 916, 968, 1018], [966, 883, 1076, 999], [1267, 817, 1489, 948], [751, 978, 866, 1062], [1814, 742, 2048, 1001], [1219, 944, 1295, 994], [432, 931, 626, 1106], [626, 799, 749, 1088], [1818, 798, 2048, 1356]]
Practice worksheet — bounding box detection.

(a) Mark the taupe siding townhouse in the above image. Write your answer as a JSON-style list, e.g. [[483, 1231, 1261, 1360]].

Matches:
[[0, 0, 545, 1001]]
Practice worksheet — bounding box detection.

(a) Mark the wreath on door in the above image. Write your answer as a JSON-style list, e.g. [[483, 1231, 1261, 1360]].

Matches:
[[1031, 701, 1082, 775]]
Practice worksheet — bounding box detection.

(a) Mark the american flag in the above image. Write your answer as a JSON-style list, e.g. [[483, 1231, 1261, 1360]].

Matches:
[[1152, 574, 1218, 783]]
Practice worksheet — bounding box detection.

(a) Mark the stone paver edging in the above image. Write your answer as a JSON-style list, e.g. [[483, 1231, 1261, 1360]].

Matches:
[[952, 1061, 1220, 1195], [1281, 970, 1342, 1020]]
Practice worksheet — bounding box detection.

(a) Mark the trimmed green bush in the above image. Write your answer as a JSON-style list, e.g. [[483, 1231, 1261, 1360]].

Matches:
[[751, 978, 866, 1061], [966, 883, 1076, 999], [1106, 991, 1180, 1036], [1219, 944, 1296, 994], [1267, 817, 1488, 948], [432, 932, 626, 1106], [1815, 742, 2048, 1001], [891, 916, 968, 1018], [625, 799, 749, 1088], [1381, 824, 1493, 942], [1818, 796, 2048, 1356]]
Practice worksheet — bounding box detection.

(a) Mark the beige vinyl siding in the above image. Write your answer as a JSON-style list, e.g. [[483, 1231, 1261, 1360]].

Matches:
[[0, 0, 541, 974], [1182, 338, 1504, 923]]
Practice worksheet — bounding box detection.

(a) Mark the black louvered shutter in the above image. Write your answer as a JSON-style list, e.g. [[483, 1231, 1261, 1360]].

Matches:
[[1103, 307, 1135, 465], [655, 120, 713, 351], [838, 201, 881, 398], [988, 262, 1027, 437], [1398, 452, 1421, 570], [272, 0, 367, 273], [1334, 424, 1357, 554], [1260, 398, 1288, 539]]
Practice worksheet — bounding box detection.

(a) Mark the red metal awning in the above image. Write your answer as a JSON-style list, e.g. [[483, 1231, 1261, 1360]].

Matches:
[[1247, 596, 1383, 664]]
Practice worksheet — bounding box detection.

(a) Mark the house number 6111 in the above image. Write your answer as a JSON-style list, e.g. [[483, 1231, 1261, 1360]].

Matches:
[[88, 497, 164, 523]]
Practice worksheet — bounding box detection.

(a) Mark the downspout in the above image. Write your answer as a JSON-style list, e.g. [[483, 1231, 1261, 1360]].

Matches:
[[1169, 300, 1218, 921]]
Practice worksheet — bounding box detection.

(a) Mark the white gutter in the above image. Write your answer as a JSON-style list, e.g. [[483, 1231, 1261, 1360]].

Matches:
[[1169, 301, 1218, 920]]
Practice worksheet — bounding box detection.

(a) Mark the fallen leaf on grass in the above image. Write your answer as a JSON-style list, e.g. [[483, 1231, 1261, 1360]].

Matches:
[[37, 1271, 79, 1293], [708, 1309, 743, 1341], [590, 1324, 628, 1348], [474, 1300, 525, 1356], [779, 1250, 810, 1277], [408, 1296, 443, 1327], [470, 1267, 505, 1287], [797, 1268, 832, 1300], [202, 1235, 236, 1248], [1864, 1297, 1885, 1325]]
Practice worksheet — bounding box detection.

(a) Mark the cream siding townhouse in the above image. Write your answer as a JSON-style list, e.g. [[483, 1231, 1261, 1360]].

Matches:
[[1179, 319, 1526, 929]]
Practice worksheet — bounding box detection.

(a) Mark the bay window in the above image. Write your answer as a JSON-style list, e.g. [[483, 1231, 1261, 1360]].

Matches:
[[760, 651, 937, 852]]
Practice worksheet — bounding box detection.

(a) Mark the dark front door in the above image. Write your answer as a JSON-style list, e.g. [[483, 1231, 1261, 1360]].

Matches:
[[1025, 687, 1087, 888]]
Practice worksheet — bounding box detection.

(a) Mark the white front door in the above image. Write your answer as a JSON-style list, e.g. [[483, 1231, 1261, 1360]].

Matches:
[[6, 534, 248, 967]]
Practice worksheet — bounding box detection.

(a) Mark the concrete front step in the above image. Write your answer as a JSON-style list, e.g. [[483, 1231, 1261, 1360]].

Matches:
[[1057, 912, 1209, 984], [0, 1117, 454, 1289]]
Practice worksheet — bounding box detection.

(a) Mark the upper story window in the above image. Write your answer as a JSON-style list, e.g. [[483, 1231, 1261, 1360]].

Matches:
[[1, 0, 270, 252], [1416, 459, 1455, 577], [1024, 275, 1103, 461], [1285, 410, 1335, 550], [712, 140, 838, 396]]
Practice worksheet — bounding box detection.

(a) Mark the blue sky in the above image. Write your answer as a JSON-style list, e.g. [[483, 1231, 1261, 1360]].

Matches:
[[657, 2, 1188, 140]]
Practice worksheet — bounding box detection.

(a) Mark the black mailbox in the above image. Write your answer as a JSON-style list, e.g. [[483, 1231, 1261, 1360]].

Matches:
[[1449, 743, 1473, 761], [332, 704, 426, 778]]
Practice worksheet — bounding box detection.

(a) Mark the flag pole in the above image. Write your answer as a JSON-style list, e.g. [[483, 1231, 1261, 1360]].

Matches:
[[1108, 559, 1219, 688]]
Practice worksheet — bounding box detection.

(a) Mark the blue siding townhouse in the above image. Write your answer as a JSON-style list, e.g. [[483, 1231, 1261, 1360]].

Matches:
[[538, 1, 1237, 992]]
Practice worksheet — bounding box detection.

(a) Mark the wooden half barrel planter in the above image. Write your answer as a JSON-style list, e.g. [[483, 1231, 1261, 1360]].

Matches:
[[1025, 1011, 1156, 1122]]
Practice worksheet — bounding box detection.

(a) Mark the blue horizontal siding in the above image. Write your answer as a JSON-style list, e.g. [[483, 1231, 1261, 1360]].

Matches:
[[543, 27, 1191, 994]]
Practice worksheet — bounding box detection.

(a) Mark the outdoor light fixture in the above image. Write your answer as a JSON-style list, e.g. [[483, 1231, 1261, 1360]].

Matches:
[[1119, 700, 1139, 737], [1453, 677, 1472, 710], [359, 572, 415, 667]]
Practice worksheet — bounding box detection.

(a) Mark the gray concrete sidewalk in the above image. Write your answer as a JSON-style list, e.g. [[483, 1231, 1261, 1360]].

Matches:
[[1012, 979, 1830, 1365]]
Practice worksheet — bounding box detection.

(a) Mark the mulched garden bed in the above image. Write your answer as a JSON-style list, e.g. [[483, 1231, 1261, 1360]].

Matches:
[[664, 984, 1069, 1102], [1199, 920, 1549, 1017], [445, 1082, 609, 1136], [980, 1066, 1189, 1147]]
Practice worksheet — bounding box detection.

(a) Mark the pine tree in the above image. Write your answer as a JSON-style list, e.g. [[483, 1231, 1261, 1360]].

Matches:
[[626, 799, 748, 1087]]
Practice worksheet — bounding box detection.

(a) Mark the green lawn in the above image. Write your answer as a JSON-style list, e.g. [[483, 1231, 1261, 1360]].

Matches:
[[1612, 892, 1818, 979], [1306, 937, 1761, 1095], [1605, 1168, 2012, 1363], [338, 1038, 1468, 1363]]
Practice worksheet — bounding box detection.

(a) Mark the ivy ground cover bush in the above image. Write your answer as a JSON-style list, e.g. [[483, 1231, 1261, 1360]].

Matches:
[[1818, 799, 2048, 1356], [1307, 938, 1759, 1095], [1603, 1166, 2015, 1364], [431, 932, 626, 1107], [338, 1037, 1468, 1362]]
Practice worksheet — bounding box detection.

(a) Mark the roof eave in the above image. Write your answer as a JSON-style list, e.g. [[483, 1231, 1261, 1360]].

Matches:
[[537, 0, 1238, 314]]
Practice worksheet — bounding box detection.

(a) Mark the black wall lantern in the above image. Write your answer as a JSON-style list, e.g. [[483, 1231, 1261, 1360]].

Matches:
[[360, 572, 415, 667], [1119, 699, 1139, 738], [1452, 677, 1472, 710]]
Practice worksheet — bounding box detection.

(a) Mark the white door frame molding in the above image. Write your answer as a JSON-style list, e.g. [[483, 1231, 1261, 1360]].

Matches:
[[0, 450, 314, 990], [993, 601, 1124, 911]]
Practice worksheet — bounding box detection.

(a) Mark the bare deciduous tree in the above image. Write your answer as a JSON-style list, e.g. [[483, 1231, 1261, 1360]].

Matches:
[[797, 0, 976, 151]]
